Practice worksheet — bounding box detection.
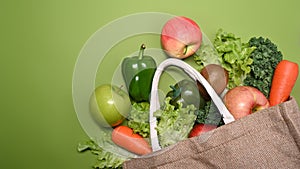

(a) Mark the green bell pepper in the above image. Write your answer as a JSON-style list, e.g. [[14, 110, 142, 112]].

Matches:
[[121, 44, 156, 102]]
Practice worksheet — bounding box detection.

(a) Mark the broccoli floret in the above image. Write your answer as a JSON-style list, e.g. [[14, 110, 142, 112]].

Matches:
[[244, 37, 283, 98]]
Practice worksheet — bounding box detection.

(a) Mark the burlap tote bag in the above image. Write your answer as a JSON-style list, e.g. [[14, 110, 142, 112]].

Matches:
[[123, 58, 300, 169]]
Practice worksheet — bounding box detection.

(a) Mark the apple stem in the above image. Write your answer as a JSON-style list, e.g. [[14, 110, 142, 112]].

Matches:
[[183, 45, 188, 55], [138, 44, 146, 60]]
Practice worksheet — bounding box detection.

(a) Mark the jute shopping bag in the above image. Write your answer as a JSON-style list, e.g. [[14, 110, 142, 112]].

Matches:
[[123, 58, 300, 169]]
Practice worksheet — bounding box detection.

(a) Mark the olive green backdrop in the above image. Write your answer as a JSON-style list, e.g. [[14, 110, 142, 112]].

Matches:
[[1, 0, 299, 169]]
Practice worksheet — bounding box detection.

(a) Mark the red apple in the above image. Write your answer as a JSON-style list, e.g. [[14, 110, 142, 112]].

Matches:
[[223, 86, 269, 120], [161, 16, 202, 59]]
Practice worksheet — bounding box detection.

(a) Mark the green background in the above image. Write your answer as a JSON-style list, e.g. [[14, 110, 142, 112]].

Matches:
[[1, 0, 299, 168]]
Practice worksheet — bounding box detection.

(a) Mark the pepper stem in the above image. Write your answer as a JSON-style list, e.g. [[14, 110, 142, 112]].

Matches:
[[169, 85, 181, 98], [138, 44, 146, 60]]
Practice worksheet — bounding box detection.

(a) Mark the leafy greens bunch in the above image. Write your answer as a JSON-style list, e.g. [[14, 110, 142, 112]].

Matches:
[[196, 101, 224, 126], [194, 44, 220, 71], [194, 29, 283, 94], [127, 102, 150, 138], [244, 37, 283, 98], [154, 97, 197, 148], [213, 29, 256, 89], [128, 98, 198, 148]]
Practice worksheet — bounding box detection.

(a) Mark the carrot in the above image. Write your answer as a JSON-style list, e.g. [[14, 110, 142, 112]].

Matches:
[[269, 60, 299, 106], [111, 125, 152, 155]]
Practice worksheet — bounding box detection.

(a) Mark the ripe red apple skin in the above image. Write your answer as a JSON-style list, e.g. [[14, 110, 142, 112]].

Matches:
[[223, 86, 270, 120], [161, 16, 202, 59]]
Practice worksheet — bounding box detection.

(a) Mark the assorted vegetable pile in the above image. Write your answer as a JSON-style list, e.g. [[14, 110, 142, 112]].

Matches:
[[78, 16, 299, 169]]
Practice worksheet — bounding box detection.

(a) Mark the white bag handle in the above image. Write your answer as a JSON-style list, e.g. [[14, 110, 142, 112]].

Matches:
[[149, 58, 235, 152]]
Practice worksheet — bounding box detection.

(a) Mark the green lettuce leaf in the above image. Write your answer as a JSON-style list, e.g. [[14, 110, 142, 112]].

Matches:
[[154, 97, 197, 148], [127, 102, 150, 138], [213, 29, 256, 89], [77, 128, 137, 169], [194, 44, 220, 71], [78, 137, 128, 169]]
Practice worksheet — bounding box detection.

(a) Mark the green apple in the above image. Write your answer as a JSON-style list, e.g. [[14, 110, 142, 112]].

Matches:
[[89, 84, 131, 127]]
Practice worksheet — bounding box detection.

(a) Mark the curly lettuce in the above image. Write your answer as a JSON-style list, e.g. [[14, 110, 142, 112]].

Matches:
[[213, 29, 256, 89], [194, 44, 220, 71], [154, 97, 197, 148], [127, 102, 150, 138]]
